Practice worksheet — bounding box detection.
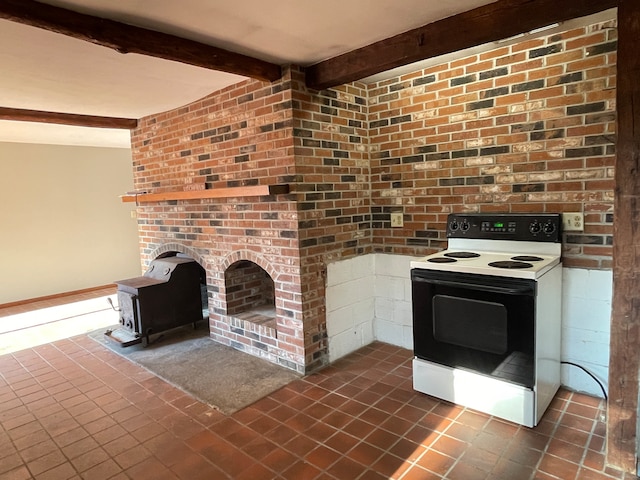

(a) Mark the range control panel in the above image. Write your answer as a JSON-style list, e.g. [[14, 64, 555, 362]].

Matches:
[[447, 213, 562, 242]]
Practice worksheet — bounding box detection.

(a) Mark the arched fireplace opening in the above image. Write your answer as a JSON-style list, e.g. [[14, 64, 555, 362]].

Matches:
[[224, 260, 276, 331]]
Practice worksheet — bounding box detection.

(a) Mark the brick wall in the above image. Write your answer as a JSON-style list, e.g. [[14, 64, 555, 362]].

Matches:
[[368, 20, 616, 268], [130, 19, 616, 372], [290, 69, 371, 370]]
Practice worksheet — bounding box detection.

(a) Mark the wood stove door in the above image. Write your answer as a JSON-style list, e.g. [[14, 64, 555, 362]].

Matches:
[[117, 290, 141, 334]]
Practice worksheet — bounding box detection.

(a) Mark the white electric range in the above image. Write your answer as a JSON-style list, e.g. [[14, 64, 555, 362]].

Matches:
[[410, 213, 563, 427]]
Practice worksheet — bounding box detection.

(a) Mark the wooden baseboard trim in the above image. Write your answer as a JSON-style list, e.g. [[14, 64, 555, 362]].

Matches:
[[0, 284, 116, 309]]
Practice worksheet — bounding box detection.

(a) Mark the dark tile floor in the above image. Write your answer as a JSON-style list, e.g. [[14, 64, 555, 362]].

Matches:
[[0, 292, 635, 479]]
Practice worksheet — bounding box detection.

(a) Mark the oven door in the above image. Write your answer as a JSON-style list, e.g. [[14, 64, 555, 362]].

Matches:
[[411, 268, 536, 388]]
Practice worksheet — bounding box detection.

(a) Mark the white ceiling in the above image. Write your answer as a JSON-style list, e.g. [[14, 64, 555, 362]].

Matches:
[[0, 0, 498, 148], [0, 1, 615, 148]]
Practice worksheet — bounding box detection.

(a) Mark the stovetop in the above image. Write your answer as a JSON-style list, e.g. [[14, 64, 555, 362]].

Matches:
[[410, 213, 563, 280], [411, 248, 561, 279]]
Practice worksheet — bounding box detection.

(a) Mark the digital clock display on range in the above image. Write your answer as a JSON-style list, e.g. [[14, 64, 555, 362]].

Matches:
[[494, 222, 504, 228]]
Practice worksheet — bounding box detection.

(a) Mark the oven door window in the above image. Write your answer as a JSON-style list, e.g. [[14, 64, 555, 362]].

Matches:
[[412, 269, 536, 388], [433, 295, 507, 355]]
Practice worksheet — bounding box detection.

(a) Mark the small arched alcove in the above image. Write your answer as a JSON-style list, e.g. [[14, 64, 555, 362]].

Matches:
[[224, 260, 276, 331]]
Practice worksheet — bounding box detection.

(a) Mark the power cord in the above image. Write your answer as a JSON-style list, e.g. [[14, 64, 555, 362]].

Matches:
[[561, 361, 608, 401]]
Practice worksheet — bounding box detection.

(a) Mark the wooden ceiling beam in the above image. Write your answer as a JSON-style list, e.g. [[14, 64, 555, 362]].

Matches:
[[306, 0, 618, 90], [0, 0, 282, 83], [0, 107, 138, 129]]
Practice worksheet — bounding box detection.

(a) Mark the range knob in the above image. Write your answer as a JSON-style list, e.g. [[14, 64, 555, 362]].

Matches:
[[450, 220, 459, 231], [543, 222, 556, 234], [460, 221, 470, 231], [529, 221, 541, 234]]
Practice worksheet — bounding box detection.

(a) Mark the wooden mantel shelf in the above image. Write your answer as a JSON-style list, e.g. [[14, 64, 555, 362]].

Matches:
[[121, 184, 290, 204]]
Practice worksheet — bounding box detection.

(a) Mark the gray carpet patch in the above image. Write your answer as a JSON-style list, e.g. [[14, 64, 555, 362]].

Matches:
[[89, 324, 301, 415]]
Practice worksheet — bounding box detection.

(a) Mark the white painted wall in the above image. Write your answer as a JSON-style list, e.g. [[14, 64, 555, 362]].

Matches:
[[326, 253, 612, 398], [0, 142, 141, 304]]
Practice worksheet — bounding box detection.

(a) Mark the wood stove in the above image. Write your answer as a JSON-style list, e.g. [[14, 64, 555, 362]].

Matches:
[[111, 257, 203, 345]]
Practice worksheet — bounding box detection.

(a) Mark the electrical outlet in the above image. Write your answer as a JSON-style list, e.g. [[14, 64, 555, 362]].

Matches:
[[390, 212, 404, 228], [563, 212, 584, 232]]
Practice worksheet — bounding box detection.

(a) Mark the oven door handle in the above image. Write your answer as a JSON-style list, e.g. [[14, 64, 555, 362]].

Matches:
[[414, 277, 533, 295]]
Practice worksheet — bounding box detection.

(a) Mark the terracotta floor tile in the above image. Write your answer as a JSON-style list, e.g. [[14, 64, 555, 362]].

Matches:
[[0, 295, 632, 480], [459, 446, 499, 473], [305, 444, 341, 470], [537, 452, 580, 480], [234, 462, 276, 480], [90, 424, 127, 445], [388, 437, 426, 463], [52, 427, 90, 449], [169, 452, 225, 480], [69, 447, 110, 473], [430, 434, 468, 459], [35, 461, 78, 480], [263, 423, 297, 446], [402, 465, 444, 480], [283, 435, 318, 457], [18, 439, 59, 463], [281, 459, 323, 480], [130, 420, 167, 443], [323, 430, 360, 454], [326, 456, 368, 479], [113, 444, 152, 470], [0, 454, 25, 476], [0, 466, 32, 480], [446, 460, 489, 480], [305, 420, 338, 443], [144, 434, 193, 468], [416, 449, 456, 476], [62, 436, 101, 460], [470, 430, 512, 456], [346, 441, 385, 467], [79, 459, 122, 480], [343, 417, 376, 439], [126, 457, 179, 480], [25, 450, 68, 476], [371, 452, 412, 479]]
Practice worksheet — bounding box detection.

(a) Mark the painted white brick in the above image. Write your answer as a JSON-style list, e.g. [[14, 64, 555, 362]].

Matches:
[[326, 277, 371, 311], [375, 253, 416, 278], [328, 330, 359, 362], [374, 296, 394, 322], [374, 275, 405, 301], [393, 300, 413, 326], [586, 269, 613, 301], [326, 305, 355, 336], [562, 268, 589, 298], [327, 259, 353, 287], [374, 318, 404, 346], [352, 254, 375, 278]]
